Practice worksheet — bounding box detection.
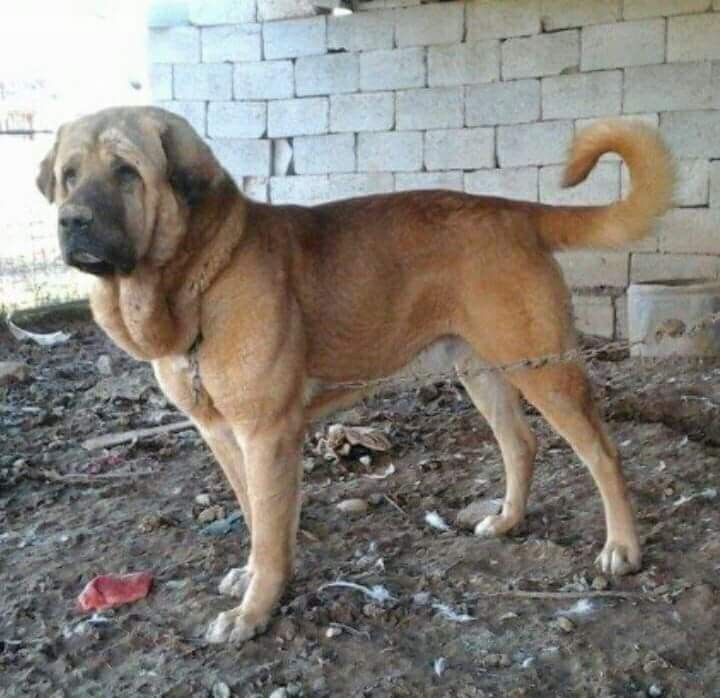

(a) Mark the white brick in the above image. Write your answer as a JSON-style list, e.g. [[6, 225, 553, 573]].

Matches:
[[657, 209, 720, 253], [234, 61, 294, 99], [631, 253, 720, 282], [583, 19, 665, 72], [466, 80, 540, 126], [188, 0, 256, 24], [201, 24, 262, 63], [208, 101, 266, 138], [327, 173, 394, 200], [425, 128, 495, 171], [542, 71, 622, 119], [273, 139, 293, 175], [615, 294, 628, 339], [358, 132, 423, 172], [539, 0, 620, 30], [328, 13, 394, 51], [149, 27, 199, 63], [556, 251, 629, 287], [622, 159, 709, 206], [294, 134, 355, 174], [174, 63, 232, 100], [360, 48, 425, 91], [498, 121, 573, 167], [296, 54, 359, 96], [330, 93, 394, 133], [502, 30, 579, 80], [660, 110, 720, 158], [258, 0, 315, 21], [464, 167, 539, 201], [428, 41, 500, 87], [157, 101, 207, 135], [540, 162, 620, 205], [711, 161, 720, 208], [396, 2, 464, 47], [270, 175, 330, 205], [263, 17, 326, 60], [572, 296, 615, 338], [624, 0, 711, 19], [148, 1, 189, 27], [624, 63, 712, 114], [149, 64, 172, 100], [668, 14, 720, 61], [467, 0, 541, 40], [268, 98, 328, 137], [243, 177, 268, 202], [209, 138, 271, 177], [397, 88, 463, 130], [395, 171, 464, 192], [714, 61, 720, 110]]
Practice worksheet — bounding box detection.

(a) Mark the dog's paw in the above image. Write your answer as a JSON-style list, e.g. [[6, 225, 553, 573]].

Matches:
[[595, 540, 641, 576], [205, 607, 267, 645], [218, 567, 252, 598], [473, 514, 517, 538]]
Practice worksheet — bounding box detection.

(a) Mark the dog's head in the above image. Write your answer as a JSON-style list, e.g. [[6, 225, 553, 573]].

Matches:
[[36, 106, 229, 276]]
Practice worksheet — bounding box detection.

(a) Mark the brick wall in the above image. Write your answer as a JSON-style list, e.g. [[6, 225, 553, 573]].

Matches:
[[149, 0, 720, 339]]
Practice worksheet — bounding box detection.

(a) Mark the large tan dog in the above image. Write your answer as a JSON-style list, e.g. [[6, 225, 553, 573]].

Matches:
[[37, 106, 673, 644]]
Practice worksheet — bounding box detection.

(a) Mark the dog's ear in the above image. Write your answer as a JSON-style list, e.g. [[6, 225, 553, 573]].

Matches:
[[36, 142, 58, 203]]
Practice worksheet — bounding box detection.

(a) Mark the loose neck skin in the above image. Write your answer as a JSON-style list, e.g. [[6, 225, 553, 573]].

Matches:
[[90, 175, 247, 361]]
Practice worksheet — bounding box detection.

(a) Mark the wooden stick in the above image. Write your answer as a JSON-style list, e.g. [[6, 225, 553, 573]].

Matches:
[[81, 420, 194, 450]]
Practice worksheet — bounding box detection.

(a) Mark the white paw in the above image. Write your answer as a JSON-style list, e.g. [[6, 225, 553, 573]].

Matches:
[[205, 608, 266, 645], [473, 514, 517, 538], [595, 540, 641, 576], [218, 567, 252, 598]]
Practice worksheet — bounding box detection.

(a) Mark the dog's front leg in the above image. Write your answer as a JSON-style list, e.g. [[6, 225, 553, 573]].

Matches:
[[206, 410, 304, 644]]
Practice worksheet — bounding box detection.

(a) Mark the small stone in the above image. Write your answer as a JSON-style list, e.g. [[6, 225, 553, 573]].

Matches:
[[212, 681, 231, 698], [326, 625, 342, 638], [359, 455, 372, 466], [195, 493, 211, 506], [648, 685, 663, 697], [592, 575, 609, 591], [336, 498, 368, 514], [456, 499, 503, 530], [275, 618, 297, 642], [197, 505, 225, 523], [368, 493, 384, 506], [0, 361, 29, 386], [269, 689, 288, 698], [302, 458, 316, 473], [285, 683, 302, 696], [418, 384, 439, 403], [96, 354, 113, 376], [556, 616, 575, 633]]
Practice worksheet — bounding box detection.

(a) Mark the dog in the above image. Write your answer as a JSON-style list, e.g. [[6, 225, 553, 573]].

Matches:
[[36, 106, 674, 644]]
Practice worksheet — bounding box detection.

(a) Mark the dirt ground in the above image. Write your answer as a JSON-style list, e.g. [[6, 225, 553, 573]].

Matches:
[[1, 314, 719, 698]]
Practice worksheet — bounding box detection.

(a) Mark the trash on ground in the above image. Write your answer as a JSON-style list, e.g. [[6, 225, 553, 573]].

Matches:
[[77, 571, 153, 612]]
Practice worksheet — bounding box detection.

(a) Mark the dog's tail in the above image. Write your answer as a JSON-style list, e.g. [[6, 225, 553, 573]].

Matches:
[[536, 120, 674, 251]]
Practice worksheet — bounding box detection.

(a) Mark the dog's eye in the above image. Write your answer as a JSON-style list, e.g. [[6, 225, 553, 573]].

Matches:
[[63, 168, 77, 189], [115, 164, 139, 185]]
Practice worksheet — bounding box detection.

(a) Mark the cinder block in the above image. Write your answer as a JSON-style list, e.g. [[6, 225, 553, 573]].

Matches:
[[711, 161, 720, 208], [502, 30, 579, 79], [622, 159, 709, 206], [540, 162, 621, 205], [330, 92, 394, 133], [258, 0, 316, 21], [582, 19, 665, 71], [542, 71, 622, 119], [572, 295, 615, 338], [396, 2, 464, 47], [657, 209, 720, 254], [208, 101, 266, 138], [624, 62, 712, 114], [188, 0, 256, 24], [174, 63, 232, 100], [209, 138, 271, 178], [556, 251, 630, 287], [234, 61, 294, 100], [149, 27, 199, 63], [270, 175, 330, 205], [268, 98, 328, 137], [467, 0, 541, 40], [668, 13, 720, 61], [660, 110, 720, 158], [615, 294, 628, 339], [395, 171, 464, 192], [539, 0, 620, 30], [327, 173, 394, 201], [397, 88, 463, 130], [243, 177, 268, 202], [428, 41, 500, 87], [498, 121, 574, 167], [294, 134, 355, 174], [358, 131, 423, 172], [157, 101, 206, 135], [631, 253, 720, 282], [360, 48, 425, 91], [296, 53, 359, 97], [425, 128, 495, 171], [263, 16, 326, 60], [273, 139, 293, 175], [328, 12, 394, 51], [466, 79, 540, 126], [624, 0, 711, 19], [149, 64, 172, 100], [201, 24, 262, 63], [464, 167, 539, 201]]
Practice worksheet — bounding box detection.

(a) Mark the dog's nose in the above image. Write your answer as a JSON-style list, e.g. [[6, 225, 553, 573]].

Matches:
[[59, 205, 93, 232]]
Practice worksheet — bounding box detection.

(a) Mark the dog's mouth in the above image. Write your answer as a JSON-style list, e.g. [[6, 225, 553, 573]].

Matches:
[[67, 250, 117, 276]]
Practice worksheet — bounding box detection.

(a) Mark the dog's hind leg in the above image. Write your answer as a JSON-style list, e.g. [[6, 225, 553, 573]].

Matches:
[[456, 355, 537, 537]]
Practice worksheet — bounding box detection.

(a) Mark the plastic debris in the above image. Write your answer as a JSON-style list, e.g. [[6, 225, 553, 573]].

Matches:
[[318, 581, 395, 603], [77, 571, 153, 611], [434, 657, 447, 677], [432, 602, 474, 623], [200, 510, 243, 536], [8, 318, 71, 346], [425, 511, 451, 532]]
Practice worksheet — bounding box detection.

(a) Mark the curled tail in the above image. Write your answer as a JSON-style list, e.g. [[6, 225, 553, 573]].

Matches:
[[537, 120, 675, 250]]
